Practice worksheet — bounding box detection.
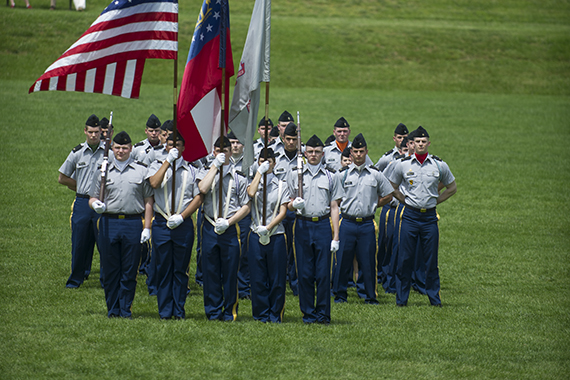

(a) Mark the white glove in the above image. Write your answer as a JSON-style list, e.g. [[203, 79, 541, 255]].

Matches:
[[140, 228, 151, 243], [330, 240, 340, 253], [166, 148, 179, 164], [292, 197, 305, 210], [92, 200, 106, 214], [213, 153, 226, 169], [256, 225, 269, 236], [167, 214, 184, 229], [257, 161, 270, 175], [214, 218, 229, 235]]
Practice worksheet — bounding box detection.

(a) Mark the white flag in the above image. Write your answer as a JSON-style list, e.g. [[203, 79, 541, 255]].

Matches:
[[229, 0, 271, 170]]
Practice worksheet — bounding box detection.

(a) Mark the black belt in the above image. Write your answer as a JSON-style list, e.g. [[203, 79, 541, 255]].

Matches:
[[404, 204, 435, 213], [342, 214, 374, 223], [102, 213, 143, 219], [296, 213, 331, 222], [76, 193, 90, 199]]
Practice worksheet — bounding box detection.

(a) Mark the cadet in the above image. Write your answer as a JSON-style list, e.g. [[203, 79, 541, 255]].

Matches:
[[273, 110, 295, 156], [374, 123, 409, 172], [100, 117, 112, 140], [389, 126, 457, 307], [58, 114, 105, 288], [323, 117, 351, 171], [333, 134, 394, 304], [89, 131, 154, 318], [197, 136, 251, 321], [287, 135, 343, 324], [247, 148, 290, 323], [228, 130, 253, 300], [253, 117, 274, 159], [131, 114, 162, 166], [147, 119, 173, 165], [147, 134, 202, 320]]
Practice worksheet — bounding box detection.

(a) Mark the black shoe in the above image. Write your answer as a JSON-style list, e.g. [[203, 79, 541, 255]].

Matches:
[[365, 299, 380, 305], [431, 303, 443, 308], [108, 314, 119, 319], [396, 303, 407, 307]]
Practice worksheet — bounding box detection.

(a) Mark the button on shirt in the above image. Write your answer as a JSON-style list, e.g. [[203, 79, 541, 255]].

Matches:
[[389, 154, 455, 209], [250, 175, 290, 235], [339, 164, 394, 217], [91, 158, 153, 214], [287, 164, 344, 218], [59, 141, 106, 195], [146, 159, 200, 216], [197, 166, 250, 220]]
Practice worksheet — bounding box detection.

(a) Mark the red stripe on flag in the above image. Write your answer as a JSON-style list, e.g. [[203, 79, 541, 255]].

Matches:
[[93, 67, 105, 94], [87, 12, 177, 34], [112, 60, 127, 96], [60, 31, 177, 58], [130, 59, 145, 99], [75, 71, 86, 92]]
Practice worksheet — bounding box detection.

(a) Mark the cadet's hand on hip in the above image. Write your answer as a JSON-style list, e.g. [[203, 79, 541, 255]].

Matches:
[[92, 200, 106, 214], [292, 197, 305, 210], [140, 228, 151, 243], [167, 214, 183, 229]]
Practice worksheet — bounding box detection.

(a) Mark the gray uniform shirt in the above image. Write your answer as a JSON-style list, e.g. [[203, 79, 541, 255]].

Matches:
[[338, 164, 394, 217], [323, 141, 373, 172], [145, 145, 167, 166], [91, 158, 153, 214], [389, 154, 455, 209], [132, 138, 159, 166], [286, 164, 344, 218], [197, 166, 250, 220], [375, 147, 399, 172], [59, 141, 106, 195], [250, 174, 290, 234], [146, 158, 200, 216]]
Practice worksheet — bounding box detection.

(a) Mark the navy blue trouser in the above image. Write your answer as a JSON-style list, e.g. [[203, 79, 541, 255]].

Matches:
[[67, 196, 100, 287], [283, 210, 298, 295], [237, 213, 251, 298], [396, 207, 441, 306], [333, 218, 378, 303], [98, 216, 142, 318], [294, 218, 332, 324], [377, 205, 397, 292], [248, 232, 287, 323], [152, 215, 194, 319], [201, 221, 241, 321]]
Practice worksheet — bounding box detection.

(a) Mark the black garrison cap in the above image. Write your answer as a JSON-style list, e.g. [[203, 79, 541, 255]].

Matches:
[[146, 114, 161, 129], [284, 122, 297, 137], [341, 146, 351, 158], [352, 133, 367, 148], [99, 117, 109, 129], [334, 117, 350, 128], [227, 130, 237, 140], [113, 131, 131, 145], [394, 123, 409, 135], [324, 134, 335, 145], [258, 117, 274, 127], [269, 126, 279, 137], [214, 135, 231, 148], [85, 114, 99, 128], [306, 134, 324, 147], [415, 126, 429, 138], [278, 110, 294, 123], [161, 120, 173, 131], [258, 147, 275, 160]]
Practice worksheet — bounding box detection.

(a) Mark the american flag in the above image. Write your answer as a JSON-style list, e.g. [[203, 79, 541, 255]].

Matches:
[[29, 0, 178, 99]]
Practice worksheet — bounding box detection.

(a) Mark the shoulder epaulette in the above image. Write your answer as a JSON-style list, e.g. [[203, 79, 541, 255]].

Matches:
[[402, 156, 412, 161], [431, 155, 442, 161], [72, 144, 83, 153], [156, 160, 163, 165], [268, 140, 276, 146], [235, 170, 246, 177], [327, 168, 337, 174], [383, 149, 393, 156], [135, 161, 148, 168], [274, 151, 281, 158], [190, 162, 200, 169], [134, 141, 145, 147], [367, 165, 379, 171], [153, 145, 163, 150], [339, 166, 349, 172], [394, 153, 405, 160]]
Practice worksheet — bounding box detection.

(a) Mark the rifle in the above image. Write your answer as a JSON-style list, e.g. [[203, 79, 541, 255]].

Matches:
[[99, 111, 114, 202], [296, 111, 303, 199]]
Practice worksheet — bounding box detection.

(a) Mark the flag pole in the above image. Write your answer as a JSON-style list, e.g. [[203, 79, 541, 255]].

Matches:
[[262, 81, 269, 225], [171, 19, 179, 215], [218, 67, 225, 218]]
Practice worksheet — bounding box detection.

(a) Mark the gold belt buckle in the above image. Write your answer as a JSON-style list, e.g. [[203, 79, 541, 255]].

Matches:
[[118, 215, 125, 219], [356, 217, 363, 222], [311, 216, 319, 222], [420, 208, 427, 213]]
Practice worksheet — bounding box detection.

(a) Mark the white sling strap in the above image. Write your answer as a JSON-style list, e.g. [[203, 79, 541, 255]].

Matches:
[[205, 169, 235, 226], [155, 166, 189, 220], [254, 179, 284, 237]]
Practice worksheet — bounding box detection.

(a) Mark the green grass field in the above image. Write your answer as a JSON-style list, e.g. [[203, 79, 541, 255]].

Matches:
[[1, 0, 569, 379]]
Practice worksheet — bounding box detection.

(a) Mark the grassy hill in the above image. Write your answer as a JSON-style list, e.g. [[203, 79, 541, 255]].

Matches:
[[1, 1, 569, 379]]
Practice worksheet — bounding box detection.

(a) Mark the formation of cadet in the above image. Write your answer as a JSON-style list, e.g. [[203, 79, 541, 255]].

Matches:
[[58, 111, 457, 321]]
